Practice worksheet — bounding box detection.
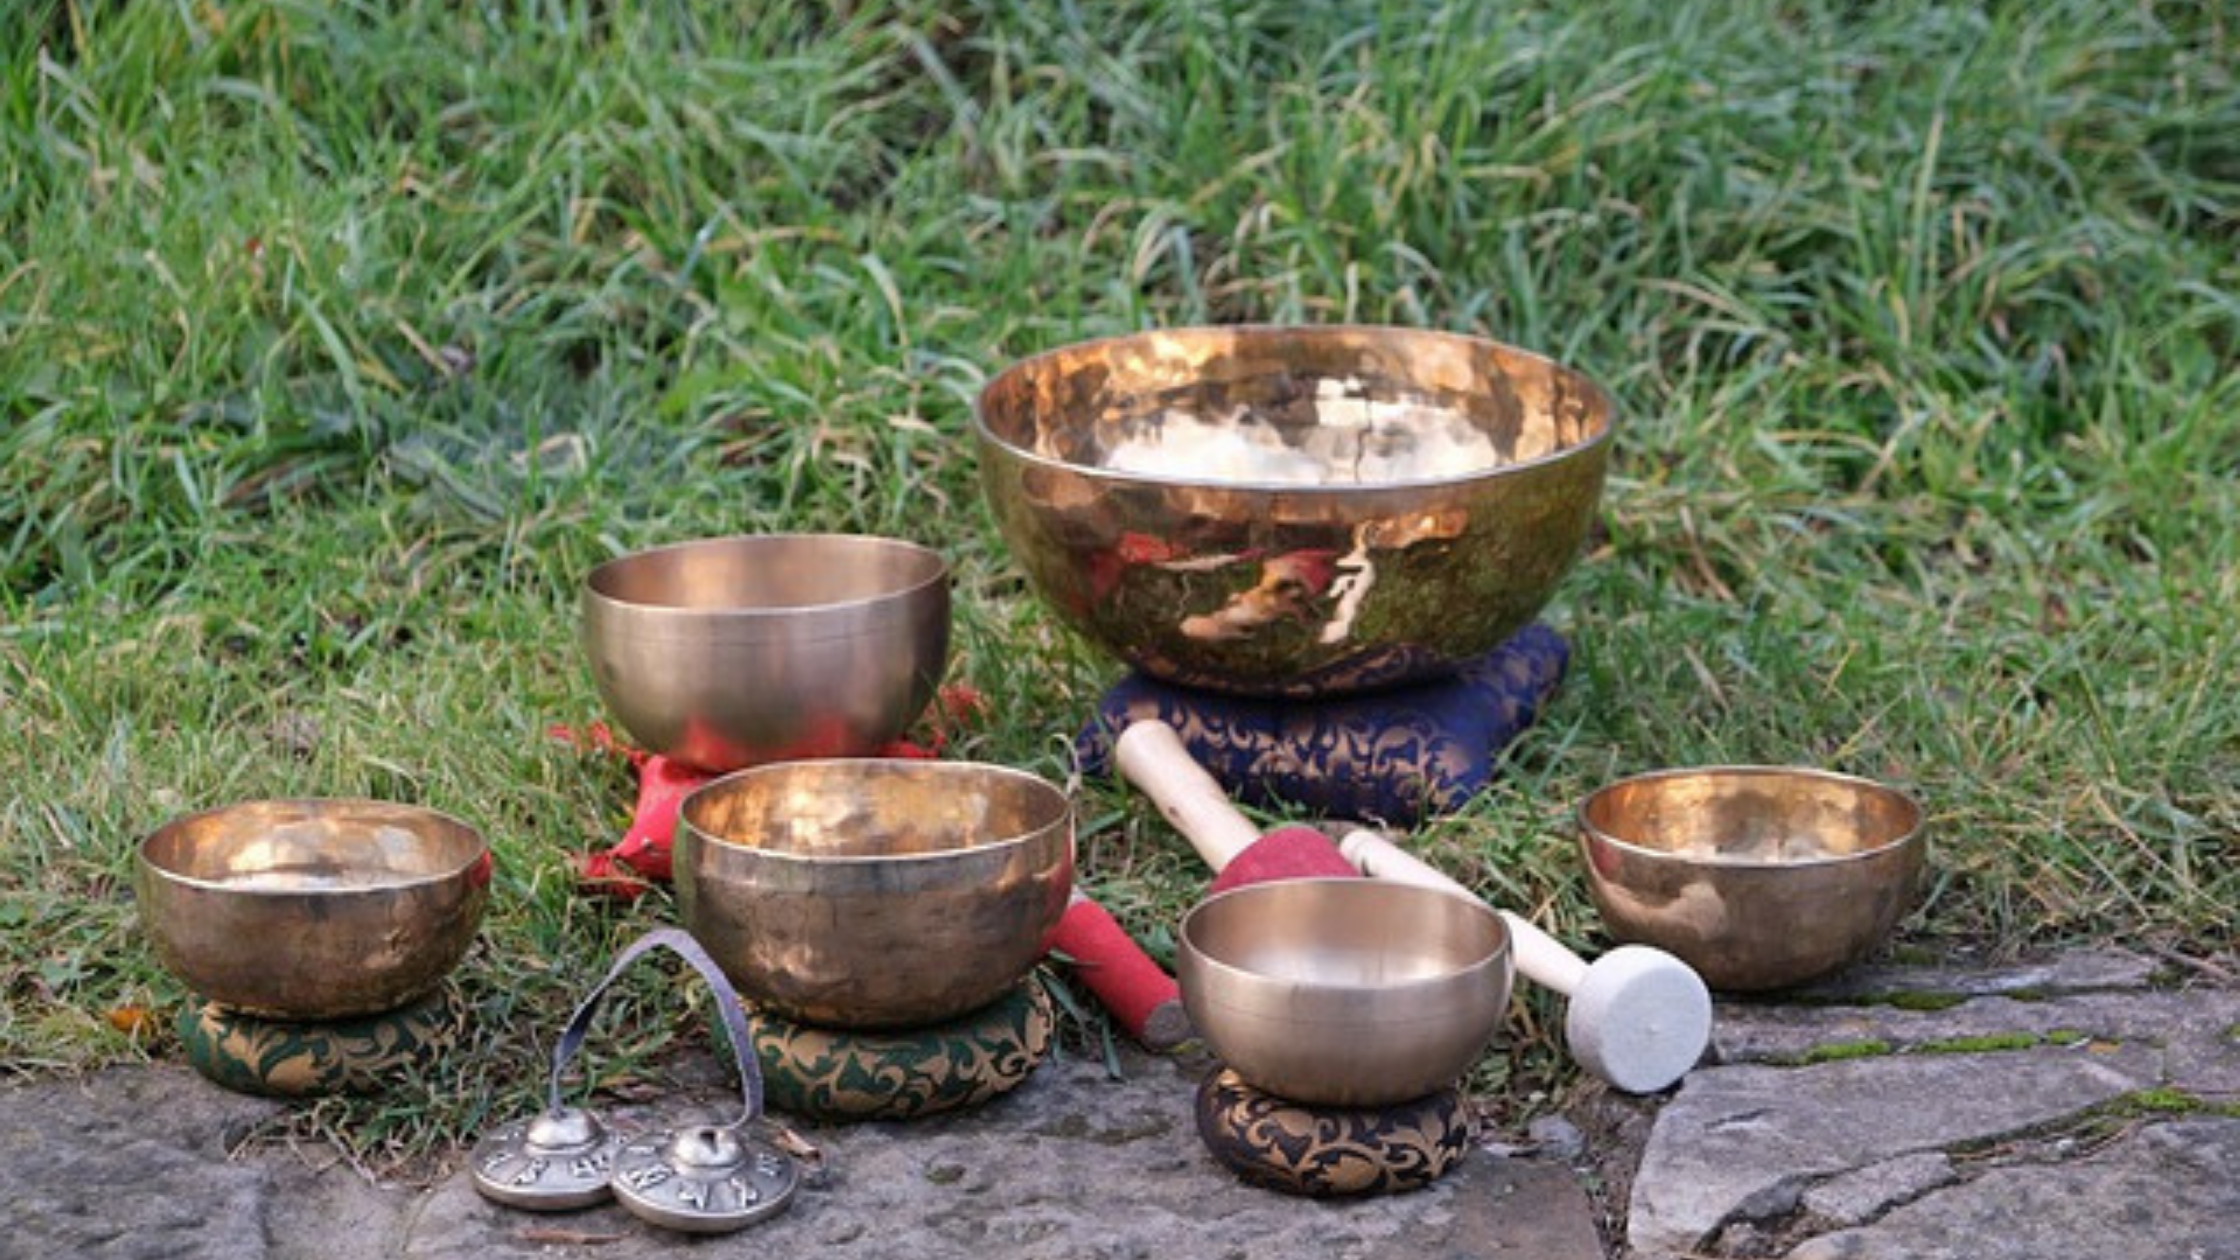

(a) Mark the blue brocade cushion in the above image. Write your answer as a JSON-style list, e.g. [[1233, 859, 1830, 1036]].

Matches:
[[1075, 624, 1568, 826]]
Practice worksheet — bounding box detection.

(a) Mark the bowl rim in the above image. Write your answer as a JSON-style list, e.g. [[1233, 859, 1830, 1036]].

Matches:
[[970, 321, 1618, 493], [582, 532, 950, 616], [1577, 764, 1927, 871], [675, 757, 1073, 867], [1177, 877, 1513, 1009], [136, 797, 492, 896]]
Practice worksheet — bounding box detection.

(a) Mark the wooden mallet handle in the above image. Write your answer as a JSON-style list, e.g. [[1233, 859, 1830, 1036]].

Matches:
[[1112, 721, 1263, 870], [1114, 720, 1355, 890]]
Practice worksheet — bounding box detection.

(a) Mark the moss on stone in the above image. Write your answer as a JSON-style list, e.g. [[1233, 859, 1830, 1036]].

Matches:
[[2098, 1088, 2240, 1120], [1875, 990, 1968, 1012], [1788, 1038, 1895, 1065], [1919, 1031, 2044, 1054]]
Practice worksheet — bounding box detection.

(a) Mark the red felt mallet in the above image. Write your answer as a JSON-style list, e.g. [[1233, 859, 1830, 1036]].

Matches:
[[1046, 891, 1191, 1051], [1113, 718, 1712, 1094]]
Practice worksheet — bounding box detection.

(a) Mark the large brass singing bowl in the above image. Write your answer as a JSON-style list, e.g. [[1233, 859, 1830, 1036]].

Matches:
[[1579, 767, 1927, 992], [136, 799, 492, 1020], [582, 534, 950, 773], [1177, 879, 1511, 1107], [974, 325, 1613, 696], [675, 760, 1075, 1029]]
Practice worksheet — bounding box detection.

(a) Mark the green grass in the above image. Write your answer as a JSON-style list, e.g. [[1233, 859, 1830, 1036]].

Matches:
[[3, 0, 2235, 1160]]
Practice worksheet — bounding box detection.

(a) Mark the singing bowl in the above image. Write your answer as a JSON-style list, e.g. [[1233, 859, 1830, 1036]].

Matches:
[[581, 534, 950, 773], [974, 325, 1613, 696], [136, 799, 492, 1020], [1578, 767, 1927, 992], [675, 760, 1075, 1029], [1176, 879, 1511, 1107]]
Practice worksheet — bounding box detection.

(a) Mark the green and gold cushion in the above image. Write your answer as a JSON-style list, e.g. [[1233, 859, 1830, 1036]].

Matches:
[[746, 979, 1053, 1122], [178, 987, 460, 1099]]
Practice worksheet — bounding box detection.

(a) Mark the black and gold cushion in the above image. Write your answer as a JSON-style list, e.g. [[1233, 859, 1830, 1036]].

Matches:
[[178, 987, 460, 1099], [1193, 1067, 1472, 1197], [747, 979, 1053, 1122]]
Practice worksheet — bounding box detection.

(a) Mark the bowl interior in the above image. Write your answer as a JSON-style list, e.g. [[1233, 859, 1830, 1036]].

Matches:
[[141, 800, 488, 892], [1184, 880, 1507, 994], [976, 325, 1611, 488], [1581, 767, 1922, 867], [587, 534, 946, 614], [682, 760, 1069, 861]]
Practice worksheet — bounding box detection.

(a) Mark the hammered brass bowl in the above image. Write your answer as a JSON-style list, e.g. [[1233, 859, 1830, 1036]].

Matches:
[[582, 534, 950, 773], [674, 759, 1074, 1029], [1176, 879, 1511, 1107], [1578, 767, 1927, 992], [974, 325, 1613, 696], [136, 799, 492, 1020]]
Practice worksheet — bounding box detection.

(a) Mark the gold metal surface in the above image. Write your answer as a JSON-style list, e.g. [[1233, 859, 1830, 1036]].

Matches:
[[581, 534, 950, 773], [675, 760, 1075, 1029], [1176, 878, 1512, 1107], [974, 325, 1613, 696], [1577, 766, 1927, 992], [136, 799, 492, 1020]]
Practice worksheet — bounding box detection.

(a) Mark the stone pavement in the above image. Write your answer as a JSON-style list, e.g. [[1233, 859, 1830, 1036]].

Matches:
[[3, 947, 2234, 1259]]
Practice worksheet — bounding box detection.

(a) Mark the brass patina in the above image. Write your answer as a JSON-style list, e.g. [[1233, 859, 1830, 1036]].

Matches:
[[136, 799, 490, 1020], [975, 325, 1613, 696], [1176, 878, 1512, 1107], [581, 533, 950, 773], [1578, 766, 1928, 992], [675, 759, 1075, 1029]]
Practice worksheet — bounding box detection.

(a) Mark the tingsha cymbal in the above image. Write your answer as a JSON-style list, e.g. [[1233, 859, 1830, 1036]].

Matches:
[[469, 1105, 624, 1211], [610, 1122, 799, 1233]]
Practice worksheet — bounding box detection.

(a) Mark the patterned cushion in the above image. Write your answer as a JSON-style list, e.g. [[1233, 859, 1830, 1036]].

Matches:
[[1077, 624, 1568, 825], [1193, 1067, 1471, 1197], [745, 980, 1054, 1122], [178, 987, 460, 1098]]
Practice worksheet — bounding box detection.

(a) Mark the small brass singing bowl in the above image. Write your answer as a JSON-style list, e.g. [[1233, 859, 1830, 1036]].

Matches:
[[1176, 879, 1512, 1107], [1578, 767, 1928, 992], [581, 534, 950, 774], [675, 760, 1075, 1029], [974, 324, 1614, 696], [136, 799, 492, 1020]]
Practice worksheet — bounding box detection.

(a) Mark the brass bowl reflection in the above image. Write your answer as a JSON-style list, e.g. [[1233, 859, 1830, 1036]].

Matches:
[[675, 760, 1075, 1029], [1176, 879, 1511, 1107], [1578, 767, 1927, 992], [136, 799, 492, 1020], [582, 534, 950, 773], [974, 325, 1613, 696]]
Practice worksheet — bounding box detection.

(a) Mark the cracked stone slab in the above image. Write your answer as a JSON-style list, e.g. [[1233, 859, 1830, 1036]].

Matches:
[[1712, 983, 2240, 1093], [406, 1048, 1607, 1260], [1626, 1041, 2162, 1256], [1782, 1118, 2240, 1260], [1797, 1152, 1958, 1228], [1781, 948, 2161, 1003]]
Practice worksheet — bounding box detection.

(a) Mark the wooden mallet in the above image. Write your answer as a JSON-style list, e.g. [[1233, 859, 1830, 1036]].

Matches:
[[1113, 719, 1711, 1094], [1113, 721, 1361, 892], [1335, 829, 1710, 1095]]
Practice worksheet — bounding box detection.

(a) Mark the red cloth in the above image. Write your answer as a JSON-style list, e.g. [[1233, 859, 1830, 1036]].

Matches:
[[556, 686, 981, 896]]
